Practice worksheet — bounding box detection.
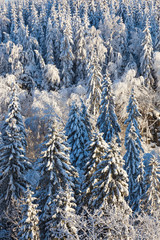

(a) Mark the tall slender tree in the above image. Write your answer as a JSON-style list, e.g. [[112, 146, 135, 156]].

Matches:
[[65, 102, 91, 172], [37, 120, 78, 239], [0, 85, 31, 211], [140, 19, 154, 88], [90, 137, 129, 211], [140, 155, 160, 215], [18, 188, 40, 240], [60, 19, 74, 87], [124, 89, 144, 211], [87, 51, 102, 116], [81, 131, 108, 211], [97, 71, 121, 144]]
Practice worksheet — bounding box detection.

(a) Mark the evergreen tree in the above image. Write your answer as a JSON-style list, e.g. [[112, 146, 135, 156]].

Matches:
[[0, 86, 31, 211], [75, 25, 88, 83], [97, 72, 121, 144], [80, 99, 92, 141], [155, 22, 160, 51], [87, 51, 102, 116], [140, 155, 160, 215], [60, 19, 74, 87], [90, 137, 129, 211], [81, 131, 108, 210], [140, 19, 154, 88], [65, 102, 90, 171], [124, 89, 144, 211], [37, 120, 78, 239], [45, 17, 54, 64], [18, 188, 40, 240], [10, 3, 18, 43]]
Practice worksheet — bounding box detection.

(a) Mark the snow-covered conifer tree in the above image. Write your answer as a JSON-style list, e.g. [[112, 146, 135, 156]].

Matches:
[[97, 71, 121, 144], [37, 120, 78, 239], [0, 85, 31, 211], [75, 25, 88, 83], [65, 102, 90, 171], [140, 155, 160, 215], [124, 89, 144, 211], [10, 3, 18, 43], [45, 17, 54, 64], [80, 99, 92, 141], [90, 137, 129, 211], [28, 2, 40, 40], [18, 188, 40, 240], [17, 12, 29, 50], [87, 52, 102, 116], [155, 22, 160, 52], [60, 19, 74, 87], [81, 131, 108, 210], [140, 19, 155, 88]]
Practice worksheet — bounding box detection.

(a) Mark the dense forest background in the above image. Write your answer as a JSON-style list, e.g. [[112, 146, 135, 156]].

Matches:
[[0, 0, 160, 239]]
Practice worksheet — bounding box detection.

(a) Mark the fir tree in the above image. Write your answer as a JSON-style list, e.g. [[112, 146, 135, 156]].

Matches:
[[124, 89, 144, 211], [81, 131, 108, 210], [155, 22, 160, 51], [60, 19, 74, 87], [97, 72, 121, 144], [75, 25, 87, 83], [90, 137, 129, 211], [18, 188, 40, 240], [65, 102, 90, 171], [10, 3, 18, 43], [0, 86, 31, 211], [45, 17, 54, 64], [140, 19, 154, 88], [140, 155, 160, 215], [87, 51, 102, 116], [37, 120, 78, 239]]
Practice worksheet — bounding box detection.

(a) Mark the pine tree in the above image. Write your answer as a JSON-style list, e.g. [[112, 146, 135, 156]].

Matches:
[[87, 51, 102, 116], [90, 137, 129, 211], [0, 86, 31, 211], [81, 131, 108, 210], [97, 72, 121, 144], [140, 19, 154, 88], [124, 89, 144, 211], [18, 188, 40, 240], [65, 102, 90, 171], [140, 155, 160, 215], [37, 120, 78, 239]]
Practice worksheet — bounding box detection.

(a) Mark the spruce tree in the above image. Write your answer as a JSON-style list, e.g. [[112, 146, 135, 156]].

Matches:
[[0, 86, 31, 211], [75, 25, 87, 83], [155, 22, 160, 51], [60, 20, 74, 87], [90, 137, 129, 211], [97, 72, 121, 144], [81, 131, 108, 210], [65, 102, 91, 172], [124, 89, 144, 211], [37, 120, 78, 239], [18, 188, 40, 240], [140, 19, 154, 88], [87, 51, 102, 116], [140, 155, 160, 215], [45, 17, 54, 64]]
